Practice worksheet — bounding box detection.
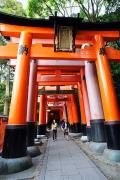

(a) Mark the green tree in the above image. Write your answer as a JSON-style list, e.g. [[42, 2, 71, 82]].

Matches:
[[26, 0, 120, 22], [75, 0, 106, 22], [0, 0, 26, 16], [27, 0, 107, 21], [27, 0, 79, 18], [0, 59, 14, 114], [101, 0, 120, 22]]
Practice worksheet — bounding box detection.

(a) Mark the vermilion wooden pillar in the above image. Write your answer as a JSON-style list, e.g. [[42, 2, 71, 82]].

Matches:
[[70, 94, 81, 133], [63, 104, 67, 121], [2, 31, 32, 158], [37, 94, 46, 136], [33, 83, 38, 122], [46, 111, 49, 125], [64, 101, 68, 122], [85, 61, 106, 143], [95, 35, 120, 157], [60, 108, 63, 121], [26, 60, 37, 147], [32, 83, 38, 139], [80, 67, 91, 140], [66, 95, 74, 129], [77, 82, 87, 136]]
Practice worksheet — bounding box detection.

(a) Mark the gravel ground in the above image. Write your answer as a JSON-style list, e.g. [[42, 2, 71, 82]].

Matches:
[[73, 138, 120, 180], [0, 139, 48, 180]]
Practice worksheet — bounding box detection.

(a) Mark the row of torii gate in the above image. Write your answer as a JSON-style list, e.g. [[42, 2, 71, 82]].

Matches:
[[0, 12, 120, 174]]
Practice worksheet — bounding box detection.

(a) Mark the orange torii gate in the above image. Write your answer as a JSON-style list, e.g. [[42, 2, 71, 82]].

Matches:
[[0, 12, 120, 174], [9, 61, 82, 137]]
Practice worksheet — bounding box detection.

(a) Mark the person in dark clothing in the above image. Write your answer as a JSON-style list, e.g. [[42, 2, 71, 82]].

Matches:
[[61, 120, 69, 140]]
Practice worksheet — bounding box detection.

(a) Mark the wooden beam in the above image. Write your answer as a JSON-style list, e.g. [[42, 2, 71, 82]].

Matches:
[[37, 74, 81, 82], [39, 89, 78, 95], [37, 70, 80, 75], [0, 43, 95, 60], [0, 23, 54, 39], [37, 66, 81, 71], [0, 24, 119, 40], [38, 82, 77, 86], [47, 98, 67, 102], [76, 31, 119, 41], [13, 38, 93, 48], [0, 43, 120, 61]]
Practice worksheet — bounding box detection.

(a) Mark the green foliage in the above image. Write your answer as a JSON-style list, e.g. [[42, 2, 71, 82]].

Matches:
[[0, 35, 7, 46], [0, 82, 6, 113], [0, 0, 26, 16], [108, 40, 120, 106], [27, 0, 68, 18], [0, 80, 13, 114], [110, 63, 120, 107], [0, 58, 14, 114]]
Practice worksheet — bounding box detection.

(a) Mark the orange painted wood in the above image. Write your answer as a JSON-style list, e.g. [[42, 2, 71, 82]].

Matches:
[[77, 31, 119, 41], [9, 31, 32, 125], [47, 97, 67, 102], [37, 66, 81, 71], [33, 39, 93, 47], [0, 43, 120, 61], [33, 84, 38, 122], [77, 82, 86, 125], [66, 96, 74, 125], [0, 23, 54, 39], [95, 35, 120, 121], [38, 95, 46, 125], [70, 94, 79, 123], [80, 67, 91, 127], [0, 123, 6, 151], [38, 82, 77, 86], [31, 44, 95, 60], [0, 23, 119, 41], [37, 70, 80, 75], [37, 74, 81, 82]]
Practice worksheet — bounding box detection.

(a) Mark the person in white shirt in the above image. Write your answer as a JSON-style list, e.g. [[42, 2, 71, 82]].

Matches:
[[51, 119, 57, 141]]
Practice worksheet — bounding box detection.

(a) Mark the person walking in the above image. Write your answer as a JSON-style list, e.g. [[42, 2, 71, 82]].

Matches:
[[51, 119, 57, 141], [62, 120, 69, 140]]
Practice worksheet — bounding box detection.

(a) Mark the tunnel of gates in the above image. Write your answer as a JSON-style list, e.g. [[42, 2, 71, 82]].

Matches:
[[0, 11, 120, 172]]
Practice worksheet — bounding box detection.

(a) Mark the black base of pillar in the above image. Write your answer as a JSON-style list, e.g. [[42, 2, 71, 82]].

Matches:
[[37, 124, 46, 135], [74, 122, 81, 133], [81, 124, 87, 136], [69, 123, 81, 133], [2, 125, 27, 158], [90, 119, 106, 143], [27, 121, 36, 147], [86, 126, 92, 141], [34, 124, 37, 138], [105, 121, 120, 150], [69, 124, 74, 133]]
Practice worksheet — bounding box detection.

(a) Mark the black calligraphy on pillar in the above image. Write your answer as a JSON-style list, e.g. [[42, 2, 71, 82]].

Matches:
[[18, 45, 29, 56], [99, 47, 106, 56]]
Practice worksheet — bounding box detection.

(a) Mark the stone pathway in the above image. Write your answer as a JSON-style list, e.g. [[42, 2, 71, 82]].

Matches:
[[37, 130, 107, 180]]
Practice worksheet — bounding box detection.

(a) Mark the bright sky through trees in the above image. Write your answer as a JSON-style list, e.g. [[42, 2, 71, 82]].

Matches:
[[18, 0, 28, 9]]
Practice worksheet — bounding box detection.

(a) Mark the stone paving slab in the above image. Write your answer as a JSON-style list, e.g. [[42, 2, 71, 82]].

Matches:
[[37, 130, 107, 180]]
